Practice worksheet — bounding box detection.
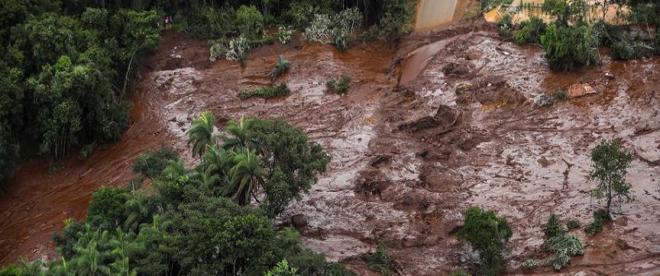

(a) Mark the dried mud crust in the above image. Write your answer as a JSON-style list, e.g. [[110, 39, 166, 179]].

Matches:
[[336, 27, 659, 275]]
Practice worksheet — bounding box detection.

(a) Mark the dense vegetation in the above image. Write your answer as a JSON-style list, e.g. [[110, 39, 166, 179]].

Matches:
[[202, 0, 415, 64], [0, 114, 347, 275], [497, 0, 659, 71], [457, 207, 512, 276], [0, 1, 161, 187]]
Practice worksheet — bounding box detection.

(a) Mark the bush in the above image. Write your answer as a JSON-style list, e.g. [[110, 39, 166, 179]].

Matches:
[[272, 55, 291, 79], [611, 39, 654, 60], [226, 35, 250, 65], [498, 14, 513, 37], [544, 234, 583, 270], [482, 0, 514, 11], [541, 23, 600, 71], [277, 25, 294, 45], [457, 207, 512, 276], [304, 14, 333, 44], [236, 5, 264, 39], [286, 1, 319, 29], [364, 243, 393, 276], [521, 259, 538, 270], [184, 7, 236, 39], [239, 84, 291, 99], [552, 89, 568, 101], [265, 260, 298, 276], [514, 17, 546, 44], [376, 0, 414, 39], [326, 75, 351, 94], [566, 219, 580, 230], [585, 209, 611, 235], [133, 146, 180, 179], [209, 39, 227, 62], [544, 213, 565, 239]]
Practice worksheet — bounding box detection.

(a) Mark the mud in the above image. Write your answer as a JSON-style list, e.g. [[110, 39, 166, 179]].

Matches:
[[1, 20, 659, 276]]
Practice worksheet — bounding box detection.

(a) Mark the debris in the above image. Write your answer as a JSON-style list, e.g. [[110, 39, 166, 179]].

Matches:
[[568, 83, 597, 98]]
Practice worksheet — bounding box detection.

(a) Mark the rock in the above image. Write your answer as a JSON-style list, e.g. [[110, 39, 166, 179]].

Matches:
[[533, 95, 554, 107], [291, 214, 307, 228], [568, 83, 597, 98], [605, 72, 615, 79], [369, 155, 391, 167], [398, 105, 459, 132]]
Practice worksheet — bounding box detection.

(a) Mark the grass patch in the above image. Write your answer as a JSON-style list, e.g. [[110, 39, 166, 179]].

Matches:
[[585, 209, 611, 236], [271, 55, 291, 79], [239, 84, 290, 99], [326, 75, 351, 94], [552, 89, 568, 101], [566, 219, 580, 230]]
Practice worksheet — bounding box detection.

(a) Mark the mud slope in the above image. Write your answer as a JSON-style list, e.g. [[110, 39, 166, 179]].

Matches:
[[1, 23, 659, 275]]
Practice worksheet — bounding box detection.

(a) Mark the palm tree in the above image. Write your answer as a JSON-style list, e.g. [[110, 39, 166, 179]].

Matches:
[[224, 148, 264, 206], [199, 145, 235, 194], [187, 111, 216, 158], [70, 231, 112, 275], [221, 116, 254, 150]]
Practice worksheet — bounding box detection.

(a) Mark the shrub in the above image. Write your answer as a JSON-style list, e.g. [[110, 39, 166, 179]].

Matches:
[[265, 260, 298, 276], [235, 5, 264, 39], [209, 39, 227, 62], [457, 207, 512, 276], [133, 146, 180, 179], [272, 55, 291, 79], [364, 243, 393, 276], [544, 213, 565, 239], [611, 39, 654, 60], [376, 0, 414, 39], [586, 209, 611, 235], [326, 75, 351, 94], [514, 17, 546, 44], [541, 23, 599, 71], [286, 1, 318, 29], [552, 89, 568, 101], [521, 259, 538, 270], [226, 35, 250, 65], [566, 219, 580, 230], [544, 234, 584, 270], [304, 14, 333, 44], [277, 25, 294, 45], [239, 84, 291, 99], [184, 7, 235, 39], [482, 0, 514, 11], [498, 14, 513, 37]]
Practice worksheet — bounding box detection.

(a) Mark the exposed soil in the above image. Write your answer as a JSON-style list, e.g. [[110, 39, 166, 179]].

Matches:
[[1, 20, 659, 275]]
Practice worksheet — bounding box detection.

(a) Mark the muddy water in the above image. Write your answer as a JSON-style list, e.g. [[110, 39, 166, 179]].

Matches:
[[2, 23, 660, 275]]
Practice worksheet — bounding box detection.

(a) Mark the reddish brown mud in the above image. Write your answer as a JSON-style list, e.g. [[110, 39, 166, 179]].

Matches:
[[1, 21, 659, 276]]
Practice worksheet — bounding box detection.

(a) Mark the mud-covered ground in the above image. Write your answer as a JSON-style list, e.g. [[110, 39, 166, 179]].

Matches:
[[1, 21, 659, 275]]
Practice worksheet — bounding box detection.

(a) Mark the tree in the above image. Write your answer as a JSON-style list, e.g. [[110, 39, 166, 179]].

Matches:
[[132, 146, 180, 179], [187, 111, 216, 158], [235, 5, 264, 39], [541, 23, 599, 71], [224, 147, 265, 205], [590, 139, 633, 215], [457, 207, 512, 276], [266, 259, 298, 276]]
